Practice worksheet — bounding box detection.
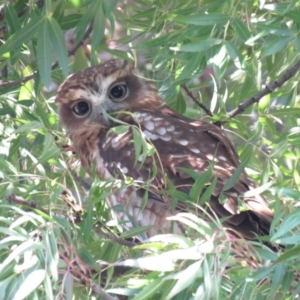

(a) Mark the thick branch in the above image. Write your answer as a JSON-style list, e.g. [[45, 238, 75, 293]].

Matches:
[[227, 58, 300, 118], [0, 23, 93, 88]]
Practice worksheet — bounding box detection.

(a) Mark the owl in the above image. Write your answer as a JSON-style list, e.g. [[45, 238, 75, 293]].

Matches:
[[55, 59, 273, 241]]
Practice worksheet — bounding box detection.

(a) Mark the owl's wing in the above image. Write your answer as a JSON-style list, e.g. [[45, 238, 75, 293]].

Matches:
[[99, 109, 273, 239]]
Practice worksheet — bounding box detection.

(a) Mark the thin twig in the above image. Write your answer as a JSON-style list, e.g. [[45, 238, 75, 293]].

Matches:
[[96, 227, 137, 247], [0, 1, 44, 36], [227, 58, 300, 118], [0, 22, 93, 88], [69, 168, 92, 190], [181, 84, 213, 116], [6, 194, 48, 214], [90, 283, 119, 300]]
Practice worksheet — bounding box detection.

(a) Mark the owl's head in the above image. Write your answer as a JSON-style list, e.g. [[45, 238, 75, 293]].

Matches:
[[55, 59, 162, 136]]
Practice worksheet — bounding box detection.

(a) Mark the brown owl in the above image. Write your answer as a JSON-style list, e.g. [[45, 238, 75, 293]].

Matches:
[[55, 59, 273, 241]]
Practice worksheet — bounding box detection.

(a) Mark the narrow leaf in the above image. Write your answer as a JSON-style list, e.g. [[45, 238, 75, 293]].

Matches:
[[4, 4, 21, 34], [261, 37, 292, 57], [48, 17, 69, 77], [232, 18, 252, 42], [37, 18, 52, 87], [170, 39, 222, 52], [222, 145, 252, 192], [0, 15, 43, 57], [174, 13, 228, 26], [13, 270, 46, 300], [271, 210, 300, 240], [167, 260, 202, 299], [91, 4, 105, 51]]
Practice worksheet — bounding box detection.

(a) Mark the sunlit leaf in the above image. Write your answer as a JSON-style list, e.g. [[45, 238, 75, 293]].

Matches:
[[13, 270, 46, 300]]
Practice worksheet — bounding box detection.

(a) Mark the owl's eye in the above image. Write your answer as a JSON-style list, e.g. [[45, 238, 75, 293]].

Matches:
[[109, 84, 127, 100], [72, 101, 90, 116]]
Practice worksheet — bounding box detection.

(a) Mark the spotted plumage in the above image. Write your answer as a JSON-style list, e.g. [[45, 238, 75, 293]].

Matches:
[[55, 59, 273, 241]]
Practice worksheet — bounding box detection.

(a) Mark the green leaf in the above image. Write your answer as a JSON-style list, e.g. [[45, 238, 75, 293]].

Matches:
[[269, 263, 284, 297], [132, 278, 166, 300], [0, 15, 43, 57], [275, 247, 300, 263], [91, 4, 105, 51], [199, 176, 217, 205], [116, 254, 175, 272], [222, 145, 252, 192], [60, 14, 82, 30], [269, 138, 288, 158], [15, 121, 44, 133], [271, 107, 300, 117], [170, 39, 222, 52], [120, 225, 153, 238], [271, 210, 300, 241], [52, 0, 65, 24], [48, 17, 69, 77], [270, 187, 300, 200], [175, 53, 204, 82], [174, 13, 228, 26], [242, 181, 274, 198], [232, 18, 252, 42], [4, 4, 21, 34], [175, 91, 186, 113], [39, 133, 60, 163], [225, 41, 244, 69], [74, 1, 99, 43], [189, 168, 213, 202], [167, 260, 202, 299], [37, 18, 52, 87], [0, 241, 43, 273], [261, 37, 292, 57], [13, 270, 46, 300]]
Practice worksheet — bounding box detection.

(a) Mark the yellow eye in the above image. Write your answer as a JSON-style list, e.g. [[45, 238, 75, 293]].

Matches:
[[73, 101, 90, 116], [109, 85, 127, 100]]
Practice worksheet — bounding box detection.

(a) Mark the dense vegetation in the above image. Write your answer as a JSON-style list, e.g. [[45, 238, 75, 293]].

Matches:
[[1, 0, 300, 299]]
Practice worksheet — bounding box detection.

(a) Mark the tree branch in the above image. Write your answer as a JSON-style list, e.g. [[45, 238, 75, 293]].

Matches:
[[90, 283, 119, 300], [0, 1, 44, 36], [96, 227, 137, 247], [227, 58, 300, 118], [181, 84, 213, 116], [0, 22, 93, 88], [6, 194, 48, 214]]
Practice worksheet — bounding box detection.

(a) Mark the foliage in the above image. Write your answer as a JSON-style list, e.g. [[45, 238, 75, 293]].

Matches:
[[1, 0, 300, 299]]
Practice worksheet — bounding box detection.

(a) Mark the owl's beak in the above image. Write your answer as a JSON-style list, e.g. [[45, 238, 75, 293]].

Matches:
[[91, 106, 112, 128]]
